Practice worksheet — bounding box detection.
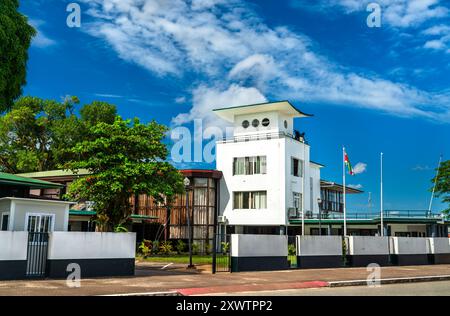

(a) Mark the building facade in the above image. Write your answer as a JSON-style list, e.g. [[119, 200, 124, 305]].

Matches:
[[215, 101, 322, 235]]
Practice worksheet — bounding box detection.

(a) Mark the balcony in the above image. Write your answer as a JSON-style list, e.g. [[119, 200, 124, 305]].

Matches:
[[289, 210, 445, 220], [217, 131, 308, 144]]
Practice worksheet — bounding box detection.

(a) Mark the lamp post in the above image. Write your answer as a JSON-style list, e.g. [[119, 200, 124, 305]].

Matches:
[[184, 177, 194, 269], [317, 198, 322, 235]]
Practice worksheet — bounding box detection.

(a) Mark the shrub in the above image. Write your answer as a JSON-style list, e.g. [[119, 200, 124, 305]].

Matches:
[[138, 239, 152, 258], [288, 244, 296, 256], [192, 242, 200, 255], [221, 241, 230, 254], [152, 240, 160, 255], [159, 241, 173, 255], [176, 240, 186, 254], [205, 243, 212, 255]]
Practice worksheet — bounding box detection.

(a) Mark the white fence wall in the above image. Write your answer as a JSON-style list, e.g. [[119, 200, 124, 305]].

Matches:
[[231, 234, 287, 257], [47, 232, 136, 259], [0, 231, 28, 261], [296, 236, 342, 256], [390, 237, 428, 255], [348, 236, 390, 255], [428, 238, 450, 254]]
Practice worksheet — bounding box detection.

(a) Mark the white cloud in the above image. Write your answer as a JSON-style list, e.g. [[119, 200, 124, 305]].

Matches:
[[353, 162, 367, 174], [300, 0, 449, 28], [412, 164, 432, 171], [172, 84, 267, 127], [29, 19, 57, 48], [79, 0, 450, 125], [94, 93, 123, 98], [422, 24, 450, 53], [175, 96, 187, 104], [348, 183, 363, 189]]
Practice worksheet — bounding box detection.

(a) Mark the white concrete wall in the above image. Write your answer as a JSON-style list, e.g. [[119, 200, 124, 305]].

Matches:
[[8, 199, 70, 231], [47, 232, 136, 259], [296, 236, 342, 256], [231, 234, 287, 257], [347, 236, 390, 255], [390, 237, 428, 255], [428, 238, 450, 254], [217, 133, 321, 227], [0, 231, 28, 260], [217, 138, 287, 226]]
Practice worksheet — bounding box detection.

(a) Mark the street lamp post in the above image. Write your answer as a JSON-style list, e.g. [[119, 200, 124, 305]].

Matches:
[[317, 198, 322, 236], [184, 177, 194, 269]]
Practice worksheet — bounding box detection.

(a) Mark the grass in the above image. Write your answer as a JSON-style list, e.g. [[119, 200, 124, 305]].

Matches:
[[136, 254, 229, 265]]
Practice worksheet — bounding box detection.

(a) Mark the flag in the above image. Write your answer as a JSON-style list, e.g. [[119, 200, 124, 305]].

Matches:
[[344, 151, 354, 175]]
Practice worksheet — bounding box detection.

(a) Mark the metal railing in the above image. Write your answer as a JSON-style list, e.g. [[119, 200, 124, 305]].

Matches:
[[288, 210, 444, 220], [217, 131, 307, 144]]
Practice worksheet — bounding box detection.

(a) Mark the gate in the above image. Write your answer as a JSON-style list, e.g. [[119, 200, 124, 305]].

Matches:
[[26, 232, 49, 278], [213, 234, 231, 273]]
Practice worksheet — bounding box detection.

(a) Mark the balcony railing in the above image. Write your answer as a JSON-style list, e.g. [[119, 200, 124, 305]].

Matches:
[[217, 131, 307, 144], [289, 210, 445, 220]]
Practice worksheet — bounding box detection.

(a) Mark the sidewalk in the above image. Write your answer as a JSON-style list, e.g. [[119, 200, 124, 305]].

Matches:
[[0, 263, 448, 296]]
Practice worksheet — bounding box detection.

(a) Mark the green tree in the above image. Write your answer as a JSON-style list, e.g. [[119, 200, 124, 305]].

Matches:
[[64, 117, 184, 231], [0, 96, 117, 173], [431, 160, 450, 217], [0, 0, 36, 112]]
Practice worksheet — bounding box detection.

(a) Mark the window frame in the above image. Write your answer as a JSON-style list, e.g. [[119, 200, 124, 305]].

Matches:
[[1, 212, 10, 231], [232, 191, 267, 210]]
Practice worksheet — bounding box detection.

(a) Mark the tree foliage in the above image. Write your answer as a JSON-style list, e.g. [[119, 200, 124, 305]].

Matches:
[[0, 0, 36, 112], [63, 117, 184, 231], [0, 96, 117, 173], [431, 160, 450, 216]]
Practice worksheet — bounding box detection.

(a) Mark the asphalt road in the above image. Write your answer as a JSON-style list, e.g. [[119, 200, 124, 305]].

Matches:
[[207, 280, 450, 296]]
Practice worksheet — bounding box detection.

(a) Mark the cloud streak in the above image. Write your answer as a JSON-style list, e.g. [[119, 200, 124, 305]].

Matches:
[[79, 0, 450, 125]]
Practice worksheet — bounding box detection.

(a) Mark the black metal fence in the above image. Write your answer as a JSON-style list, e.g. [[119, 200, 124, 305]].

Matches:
[[26, 232, 49, 278], [213, 234, 231, 273]]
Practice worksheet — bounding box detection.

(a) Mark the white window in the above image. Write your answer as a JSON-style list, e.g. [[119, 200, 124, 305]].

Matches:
[[233, 191, 267, 209], [25, 213, 55, 233], [293, 192, 302, 211], [233, 156, 267, 175], [291, 158, 303, 177], [1, 213, 9, 231]]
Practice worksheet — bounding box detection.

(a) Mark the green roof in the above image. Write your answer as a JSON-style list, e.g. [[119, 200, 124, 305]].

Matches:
[[0, 172, 63, 189], [69, 209, 158, 220], [16, 169, 91, 178]]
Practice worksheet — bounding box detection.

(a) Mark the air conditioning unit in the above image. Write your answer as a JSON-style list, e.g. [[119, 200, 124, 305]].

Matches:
[[288, 208, 299, 218], [217, 216, 227, 223]]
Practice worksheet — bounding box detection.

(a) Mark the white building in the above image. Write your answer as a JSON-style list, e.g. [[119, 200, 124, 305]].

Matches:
[[215, 101, 322, 235]]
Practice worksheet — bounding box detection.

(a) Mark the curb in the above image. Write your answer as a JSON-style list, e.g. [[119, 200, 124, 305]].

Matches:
[[328, 275, 450, 287], [100, 291, 182, 296]]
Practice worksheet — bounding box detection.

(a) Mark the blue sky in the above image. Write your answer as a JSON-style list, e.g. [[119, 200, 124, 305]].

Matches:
[[19, 0, 450, 213]]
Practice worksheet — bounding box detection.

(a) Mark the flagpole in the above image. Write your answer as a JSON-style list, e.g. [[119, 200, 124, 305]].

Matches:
[[380, 152, 384, 237], [302, 142, 305, 236], [343, 146, 347, 236]]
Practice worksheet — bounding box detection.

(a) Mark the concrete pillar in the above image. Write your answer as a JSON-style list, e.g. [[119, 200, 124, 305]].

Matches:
[[327, 224, 332, 236]]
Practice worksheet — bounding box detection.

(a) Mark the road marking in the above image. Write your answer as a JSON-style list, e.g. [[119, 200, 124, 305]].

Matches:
[[161, 263, 174, 270]]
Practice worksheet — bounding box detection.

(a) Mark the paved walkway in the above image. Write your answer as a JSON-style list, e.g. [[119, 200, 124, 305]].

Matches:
[[0, 263, 448, 296]]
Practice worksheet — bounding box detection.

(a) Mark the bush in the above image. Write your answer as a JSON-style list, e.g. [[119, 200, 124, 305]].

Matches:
[[138, 239, 152, 258], [176, 240, 186, 254], [205, 243, 212, 255], [221, 241, 230, 254], [152, 240, 160, 255], [288, 244, 296, 256], [192, 242, 200, 255], [159, 241, 173, 255]]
